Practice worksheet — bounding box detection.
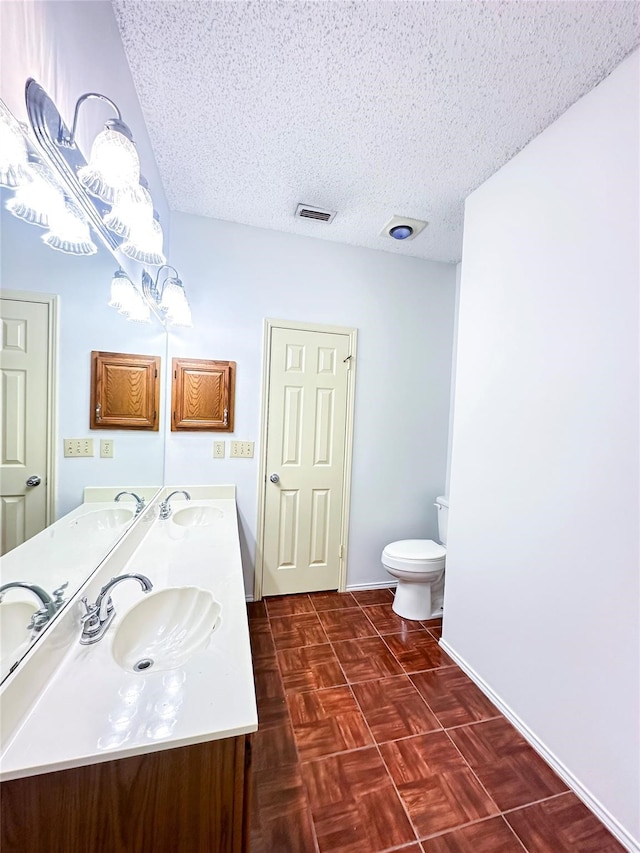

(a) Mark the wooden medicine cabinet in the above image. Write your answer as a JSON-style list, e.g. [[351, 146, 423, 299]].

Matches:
[[171, 358, 235, 431], [90, 351, 161, 431]]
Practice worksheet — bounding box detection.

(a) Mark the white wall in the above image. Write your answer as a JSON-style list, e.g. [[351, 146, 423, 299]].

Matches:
[[445, 50, 639, 848], [1, 201, 166, 518], [166, 213, 456, 594]]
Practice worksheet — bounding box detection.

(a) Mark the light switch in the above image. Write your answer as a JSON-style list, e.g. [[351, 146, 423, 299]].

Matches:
[[230, 441, 254, 458], [64, 439, 94, 457]]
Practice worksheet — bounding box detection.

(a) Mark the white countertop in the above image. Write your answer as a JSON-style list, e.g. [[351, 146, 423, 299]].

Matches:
[[0, 493, 258, 781]]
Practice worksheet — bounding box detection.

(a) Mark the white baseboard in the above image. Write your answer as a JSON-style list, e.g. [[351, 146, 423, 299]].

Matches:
[[439, 639, 639, 853], [246, 580, 397, 602]]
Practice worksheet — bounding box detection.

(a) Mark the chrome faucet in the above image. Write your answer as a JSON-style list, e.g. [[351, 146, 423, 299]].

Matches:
[[158, 490, 191, 520], [0, 581, 68, 634], [114, 491, 146, 514], [80, 573, 153, 645]]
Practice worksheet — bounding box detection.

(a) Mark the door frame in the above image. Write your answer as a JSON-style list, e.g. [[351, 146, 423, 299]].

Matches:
[[1, 289, 58, 529], [254, 318, 358, 601]]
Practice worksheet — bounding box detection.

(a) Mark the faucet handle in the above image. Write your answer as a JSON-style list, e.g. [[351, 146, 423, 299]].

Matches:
[[80, 597, 101, 637], [52, 582, 68, 606], [28, 608, 50, 633]]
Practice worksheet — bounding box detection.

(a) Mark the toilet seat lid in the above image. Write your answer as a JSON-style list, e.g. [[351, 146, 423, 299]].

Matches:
[[383, 539, 446, 562]]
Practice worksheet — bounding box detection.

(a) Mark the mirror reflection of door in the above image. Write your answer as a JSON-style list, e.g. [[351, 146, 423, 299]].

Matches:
[[0, 292, 56, 555]]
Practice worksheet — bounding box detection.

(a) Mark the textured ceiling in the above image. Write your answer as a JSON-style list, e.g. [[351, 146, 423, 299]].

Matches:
[[111, 1, 639, 263]]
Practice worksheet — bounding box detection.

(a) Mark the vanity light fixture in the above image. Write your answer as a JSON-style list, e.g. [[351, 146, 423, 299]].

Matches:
[[0, 105, 30, 188], [42, 200, 97, 256], [103, 179, 153, 239], [121, 213, 166, 267], [63, 92, 141, 204], [5, 161, 65, 227], [108, 269, 151, 324], [17, 80, 168, 265], [142, 265, 193, 328]]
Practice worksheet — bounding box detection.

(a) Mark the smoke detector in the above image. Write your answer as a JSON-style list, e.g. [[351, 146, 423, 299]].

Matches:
[[380, 215, 428, 241], [295, 204, 336, 224]]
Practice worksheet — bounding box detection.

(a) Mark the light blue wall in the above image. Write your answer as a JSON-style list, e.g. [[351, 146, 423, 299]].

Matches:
[[166, 212, 457, 594]]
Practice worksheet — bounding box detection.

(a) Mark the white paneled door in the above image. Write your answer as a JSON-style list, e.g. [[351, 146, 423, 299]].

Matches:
[[260, 323, 355, 596], [0, 295, 54, 555]]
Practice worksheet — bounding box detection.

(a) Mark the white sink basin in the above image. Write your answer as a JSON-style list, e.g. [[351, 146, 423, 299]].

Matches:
[[0, 601, 37, 671], [111, 587, 221, 673], [75, 508, 135, 531], [172, 506, 223, 527]]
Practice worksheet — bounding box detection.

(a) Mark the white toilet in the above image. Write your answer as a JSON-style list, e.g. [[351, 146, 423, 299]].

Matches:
[[381, 496, 448, 621]]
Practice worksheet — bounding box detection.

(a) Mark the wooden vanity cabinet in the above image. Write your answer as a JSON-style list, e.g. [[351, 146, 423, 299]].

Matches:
[[0, 733, 252, 853]]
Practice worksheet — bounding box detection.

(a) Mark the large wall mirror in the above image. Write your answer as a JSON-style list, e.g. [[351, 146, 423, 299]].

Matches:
[[0, 105, 168, 681]]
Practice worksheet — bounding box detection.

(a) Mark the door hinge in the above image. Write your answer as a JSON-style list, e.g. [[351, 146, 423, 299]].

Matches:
[[339, 544, 344, 559]]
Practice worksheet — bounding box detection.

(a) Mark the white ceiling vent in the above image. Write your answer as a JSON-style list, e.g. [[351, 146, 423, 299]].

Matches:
[[295, 204, 336, 224]]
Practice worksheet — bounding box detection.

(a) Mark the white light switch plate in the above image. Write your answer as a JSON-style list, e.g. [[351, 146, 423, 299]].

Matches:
[[213, 441, 225, 458], [64, 439, 94, 457], [230, 441, 254, 458]]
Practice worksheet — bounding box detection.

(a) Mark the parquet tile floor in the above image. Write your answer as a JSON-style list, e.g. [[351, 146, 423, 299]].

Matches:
[[247, 590, 624, 853]]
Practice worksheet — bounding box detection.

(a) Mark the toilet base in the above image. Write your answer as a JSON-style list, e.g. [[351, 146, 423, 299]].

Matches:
[[392, 579, 443, 621]]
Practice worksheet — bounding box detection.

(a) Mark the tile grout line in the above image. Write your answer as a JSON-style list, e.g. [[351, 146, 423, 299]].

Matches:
[[343, 606, 518, 848], [262, 594, 526, 851], [323, 630, 425, 851], [254, 596, 618, 852], [268, 590, 428, 851]]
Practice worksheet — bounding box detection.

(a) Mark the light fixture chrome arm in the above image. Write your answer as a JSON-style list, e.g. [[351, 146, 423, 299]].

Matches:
[[141, 265, 192, 327], [142, 264, 181, 303], [59, 92, 131, 147]]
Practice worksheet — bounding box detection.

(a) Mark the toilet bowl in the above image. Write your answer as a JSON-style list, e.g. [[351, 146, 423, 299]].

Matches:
[[381, 496, 448, 621]]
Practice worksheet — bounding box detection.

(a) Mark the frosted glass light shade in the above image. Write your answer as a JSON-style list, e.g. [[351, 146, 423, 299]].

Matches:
[[103, 183, 153, 238], [108, 270, 138, 312], [126, 289, 152, 324], [160, 280, 192, 327], [108, 271, 151, 323], [5, 163, 66, 227], [42, 202, 97, 255], [0, 110, 30, 188], [77, 127, 140, 204], [121, 217, 166, 266]]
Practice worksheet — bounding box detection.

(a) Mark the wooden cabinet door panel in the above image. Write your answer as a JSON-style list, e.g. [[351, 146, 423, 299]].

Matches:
[[91, 351, 160, 431], [172, 358, 235, 431]]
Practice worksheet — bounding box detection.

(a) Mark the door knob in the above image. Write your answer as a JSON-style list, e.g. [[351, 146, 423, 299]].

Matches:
[[26, 475, 42, 487], [269, 473, 280, 484]]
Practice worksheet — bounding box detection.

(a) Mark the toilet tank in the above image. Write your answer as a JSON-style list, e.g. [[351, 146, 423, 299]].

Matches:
[[434, 496, 449, 545]]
